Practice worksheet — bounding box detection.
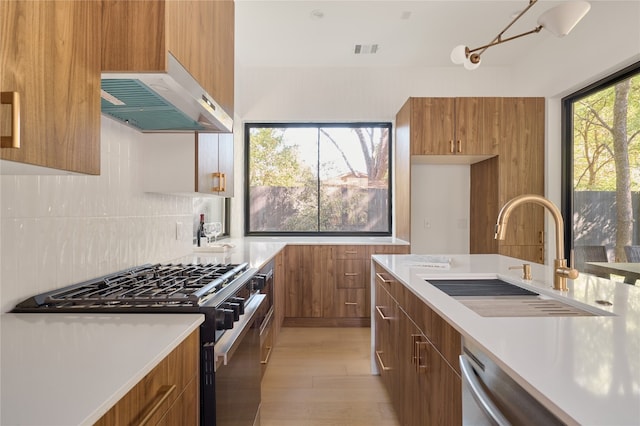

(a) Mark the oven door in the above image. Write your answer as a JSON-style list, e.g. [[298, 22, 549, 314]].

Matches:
[[213, 295, 265, 426]]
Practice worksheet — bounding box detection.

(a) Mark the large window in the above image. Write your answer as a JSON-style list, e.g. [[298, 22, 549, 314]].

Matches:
[[562, 63, 640, 272], [245, 123, 392, 235]]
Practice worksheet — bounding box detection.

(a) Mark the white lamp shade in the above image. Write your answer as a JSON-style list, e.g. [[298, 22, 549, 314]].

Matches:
[[537, 1, 591, 37], [463, 57, 480, 70], [450, 45, 468, 65]]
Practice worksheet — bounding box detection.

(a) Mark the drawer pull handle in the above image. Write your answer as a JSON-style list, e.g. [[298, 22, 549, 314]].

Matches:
[[138, 384, 176, 426], [212, 172, 226, 192], [1, 92, 20, 149], [344, 302, 358, 306], [449, 140, 454, 153], [261, 346, 273, 365], [375, 350, 392, 371], [457, 139, 462, 153], [416, 341, 429, 373], [375, 272, 393, 284], [344, 272, 359, 277], [343, 250, 358, 255], [375, 305, 391, 320]]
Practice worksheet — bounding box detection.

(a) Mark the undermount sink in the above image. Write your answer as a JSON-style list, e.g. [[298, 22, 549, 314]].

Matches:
[[424, 278, 611, 318]]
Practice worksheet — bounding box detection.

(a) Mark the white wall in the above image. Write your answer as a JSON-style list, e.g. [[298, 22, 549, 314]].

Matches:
[[410, 164, 470, 254], [0, 119, 194, 313]]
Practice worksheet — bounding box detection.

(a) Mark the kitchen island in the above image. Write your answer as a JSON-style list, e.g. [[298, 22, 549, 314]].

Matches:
[[372, 254, 640, 425]]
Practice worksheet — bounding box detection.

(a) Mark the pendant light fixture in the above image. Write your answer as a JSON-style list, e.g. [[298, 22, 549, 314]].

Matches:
[[450, 0, 591, 70]]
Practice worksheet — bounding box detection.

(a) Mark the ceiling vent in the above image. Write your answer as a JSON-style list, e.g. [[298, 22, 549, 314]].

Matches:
[[354, 44, 379, 55]]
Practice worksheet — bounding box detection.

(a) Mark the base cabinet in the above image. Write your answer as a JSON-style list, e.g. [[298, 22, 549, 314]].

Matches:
[[95, 329, 199, 426], [374, 265, 462, 425], [284, 244, 409, 326]]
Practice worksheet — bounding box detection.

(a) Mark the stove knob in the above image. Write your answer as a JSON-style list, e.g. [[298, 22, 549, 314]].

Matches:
[[222, 302, 240, 321], [216, 308, 234, 330], [252, 275, 266, 291], [229, 297, 245, 315]]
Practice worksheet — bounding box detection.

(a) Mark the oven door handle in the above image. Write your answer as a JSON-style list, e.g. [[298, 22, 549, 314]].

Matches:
[[215, 295, 266, 369], [459, 354, 511, 426]]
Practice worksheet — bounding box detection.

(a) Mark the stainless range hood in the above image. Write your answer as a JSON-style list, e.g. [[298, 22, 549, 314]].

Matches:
[[100, 53, 233, 133]]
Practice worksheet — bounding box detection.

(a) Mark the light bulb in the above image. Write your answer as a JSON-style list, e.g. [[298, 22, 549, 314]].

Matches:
[[450, 45, 468, 65], [464, 57, 481, 70], [537, 1, 591, 37]]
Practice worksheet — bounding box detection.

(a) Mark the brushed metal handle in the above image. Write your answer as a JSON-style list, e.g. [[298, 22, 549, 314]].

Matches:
[[460, 355, 510, 426], [449, 140, 454, 153], [343, 250, 358, 255], [375, 305, 391, 320], [344, 302, 358, 306], [137, 384, 176, 426], [538, 231, 544, 244], [375, 350, 391, 371], [411, 334, 421, 364], [212, 172, 226, 192], [344, 272, 359, 277], [416, 341, 429, 373], [375, 272, 392, 284], [457, 139, 462, 153], [260, 345, 273, 364], [1, 92, 20, 149]]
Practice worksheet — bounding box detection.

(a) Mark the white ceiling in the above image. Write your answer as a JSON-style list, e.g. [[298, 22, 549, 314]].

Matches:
[[235, 0, 638, 69]]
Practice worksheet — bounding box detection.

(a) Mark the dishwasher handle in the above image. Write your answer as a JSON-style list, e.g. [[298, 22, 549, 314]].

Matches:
[[459, 354, 511, 426]]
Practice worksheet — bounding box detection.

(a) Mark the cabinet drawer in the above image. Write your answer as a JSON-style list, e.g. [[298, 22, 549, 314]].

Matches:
[[326, 289, 367, 317], [336, 259, 366, 288], [335, 245, 366, 259], [95, 329, 199, 425]]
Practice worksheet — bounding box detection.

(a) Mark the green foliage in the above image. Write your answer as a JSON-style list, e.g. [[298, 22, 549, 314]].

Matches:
[[248, 128, 314, 187], [573, 74, 640, 191]]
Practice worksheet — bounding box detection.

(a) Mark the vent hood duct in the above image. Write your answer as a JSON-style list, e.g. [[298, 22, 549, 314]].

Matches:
[[100, 54, 232, 133]]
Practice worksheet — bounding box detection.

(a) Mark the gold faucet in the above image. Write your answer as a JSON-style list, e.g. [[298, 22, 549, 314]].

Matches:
[[494, 194, 578, 291]]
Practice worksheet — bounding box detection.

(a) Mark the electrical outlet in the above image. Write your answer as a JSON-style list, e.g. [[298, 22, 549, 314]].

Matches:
[[424, 218, 431, 229]]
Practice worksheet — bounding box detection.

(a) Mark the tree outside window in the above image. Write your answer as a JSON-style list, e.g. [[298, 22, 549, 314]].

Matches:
[[564, 64, 640, 270]]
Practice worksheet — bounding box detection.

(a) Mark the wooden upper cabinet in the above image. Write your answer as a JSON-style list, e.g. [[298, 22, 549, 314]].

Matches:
[[197, 133, 234, 197], [101, 0, 235, 117], [408, 97, 493, 156], [1, 1, 101, 174]]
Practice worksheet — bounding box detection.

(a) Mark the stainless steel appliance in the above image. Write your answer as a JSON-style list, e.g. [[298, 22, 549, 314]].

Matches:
[[459, 339, 564, 426], [12, 262, 264, 426]]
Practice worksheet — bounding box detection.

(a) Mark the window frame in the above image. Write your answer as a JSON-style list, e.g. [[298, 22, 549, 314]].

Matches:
[[244, 122, 393, 237], [561, 61, 640, 259]]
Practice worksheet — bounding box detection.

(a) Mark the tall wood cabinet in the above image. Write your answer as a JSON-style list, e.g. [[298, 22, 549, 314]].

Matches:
[[374, 265, 461, 426], [284, 244, 410, 326], [101, 0, 235, 117], [396, 97, 545, 264], [1, 0, 101, 174]]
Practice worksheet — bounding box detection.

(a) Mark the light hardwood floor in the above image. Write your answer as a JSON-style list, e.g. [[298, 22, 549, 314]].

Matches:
[[260, 327, 400, 426]]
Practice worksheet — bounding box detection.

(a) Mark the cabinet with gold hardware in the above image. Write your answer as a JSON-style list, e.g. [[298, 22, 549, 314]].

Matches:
[[1, 0, 101, 174], [139, 132, 234, 197], [404, 97, 497, 156], [102, 0, 234, 118], [95, 329, 199, 425], [374, 263, 461, 426], [283, 244, 409, 326]]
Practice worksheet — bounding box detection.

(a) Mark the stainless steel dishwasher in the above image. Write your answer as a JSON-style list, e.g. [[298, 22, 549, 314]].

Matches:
[[459, 339, 566, 426]]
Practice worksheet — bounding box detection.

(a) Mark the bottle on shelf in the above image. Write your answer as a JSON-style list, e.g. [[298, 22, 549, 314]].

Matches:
[[197, 214, 205, 247]]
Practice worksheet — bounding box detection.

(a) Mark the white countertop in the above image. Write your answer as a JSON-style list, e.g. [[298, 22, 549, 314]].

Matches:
[[171, 236, 408, 268], [1, 313, 203, 426], [372, 254, 640, 425]]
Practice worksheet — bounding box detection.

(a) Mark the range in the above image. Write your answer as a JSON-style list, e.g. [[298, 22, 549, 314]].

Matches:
[[12, 261, 271, 426]]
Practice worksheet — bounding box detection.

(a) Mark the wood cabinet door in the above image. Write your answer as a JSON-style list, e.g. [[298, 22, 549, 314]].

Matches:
[[196, 132, 234, 197], [410, 98, 455, 155], [398, 309, 429, 426], [1, 0, 100, 174], [284, 245, 329, 318], [498, 98, 545, 251], [454, 97, 485, 155]]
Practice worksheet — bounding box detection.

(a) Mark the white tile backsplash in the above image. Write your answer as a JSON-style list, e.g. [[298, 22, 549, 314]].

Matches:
[[0, 118, 194, 312]]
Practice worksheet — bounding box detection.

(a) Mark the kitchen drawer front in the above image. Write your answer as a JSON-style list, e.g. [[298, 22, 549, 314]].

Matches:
[[336, 259, 366, 289], [156, 375, 199, 426], [375, 266, 402, 303], [334, 245, 366, 259], [325, 288, 368, 317], [95, 329, 199, 425]]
